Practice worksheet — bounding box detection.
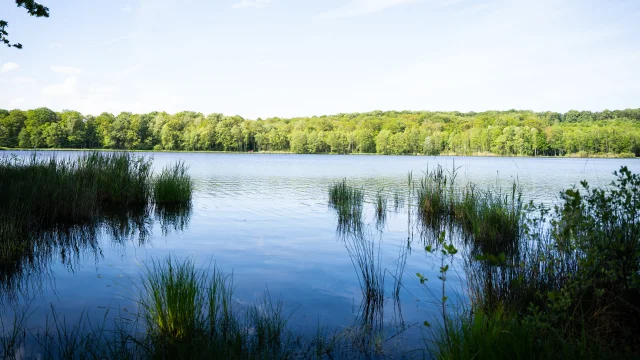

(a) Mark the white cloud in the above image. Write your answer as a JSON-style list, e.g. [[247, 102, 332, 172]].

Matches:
[[122, 4, 132, 12], [318, 0, 418, 19], [42, 77, 78, 96], [8, 98, 25, 108], [14, 77, 36, 84], [50, 65, 82, 74], [49, 42, 63, 49], [1, 62, 20, 72], [233, 0, 271, 9]]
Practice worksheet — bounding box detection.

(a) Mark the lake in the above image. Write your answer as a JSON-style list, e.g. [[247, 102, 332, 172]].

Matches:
[[1, 152, 639, 356]]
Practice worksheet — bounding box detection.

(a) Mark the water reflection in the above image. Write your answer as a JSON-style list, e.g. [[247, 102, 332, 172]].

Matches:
[[155, 202, 193, 236], [343, 230, 385, 353], [0, 204, 192, 302]]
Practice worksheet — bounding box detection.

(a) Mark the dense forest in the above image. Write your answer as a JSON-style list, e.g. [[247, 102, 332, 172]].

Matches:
[[1, 108, 639, 157]]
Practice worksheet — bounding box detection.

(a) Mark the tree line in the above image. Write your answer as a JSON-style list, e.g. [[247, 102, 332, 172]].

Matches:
[[1, 108, 639, 157]]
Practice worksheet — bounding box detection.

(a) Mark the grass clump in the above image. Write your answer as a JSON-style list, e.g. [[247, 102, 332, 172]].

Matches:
[[328, 179, 364, 235], [374, 189, 388, 230], [153, 161, 193, 204], [137, 256, 296, 359], [417, 166, 453, 228], [140, 257, 206, 341], [456, 183, 524, 255], [0, 152, 155, 231], [416, 165, 524, 255]]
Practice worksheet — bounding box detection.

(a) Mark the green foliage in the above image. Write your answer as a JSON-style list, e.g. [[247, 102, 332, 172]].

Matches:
[[548, 166, 640, 347], [1, 108, 639, 156], [454, 166, 640, 357], [432, 308, 623, 360]]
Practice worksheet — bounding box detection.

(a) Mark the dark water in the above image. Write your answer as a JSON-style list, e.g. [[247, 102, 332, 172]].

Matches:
[[2, 152, 639, 354]]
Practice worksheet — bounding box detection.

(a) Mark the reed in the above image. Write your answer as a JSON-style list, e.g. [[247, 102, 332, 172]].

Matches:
[[139, 256, 206, 341], [328, 179, 364, 235], [456, 183, 524, 255], [374, 189, 388, 230], [0, 152, 191, 233], [0, 152, 193, 301], [153, 161, 193, 204], [416, 166, 524, 255], [416, 166, 453, 229], [344, 232, 385, 335], [0, 152, 155, 230], [136, 256, 300, 359]]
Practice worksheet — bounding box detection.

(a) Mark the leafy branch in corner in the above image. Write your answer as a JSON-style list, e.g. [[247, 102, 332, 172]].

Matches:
[[1, 1, 49, 49]]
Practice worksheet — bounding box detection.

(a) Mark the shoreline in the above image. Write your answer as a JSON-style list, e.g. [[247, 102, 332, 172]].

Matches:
[[1, 147, 637, 159]]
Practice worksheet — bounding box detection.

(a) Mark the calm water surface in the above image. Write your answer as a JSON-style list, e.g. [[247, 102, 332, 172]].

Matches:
[[2, 152, 639, 355]]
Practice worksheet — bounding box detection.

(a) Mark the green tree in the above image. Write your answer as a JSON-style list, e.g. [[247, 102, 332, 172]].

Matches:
[[60, 111, 86, 148], [0, 110, 26, 147]]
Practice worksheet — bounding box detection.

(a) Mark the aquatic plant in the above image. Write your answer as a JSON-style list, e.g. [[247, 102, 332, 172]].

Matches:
[[416, 165, 524, 255], [328, 179, 364, 235], [456, 182, 524, 255], [155, 202, 193, 236], [374, 189, 388, 230], [1, 257, 313, 359], [416, 165, 454, 229], [153, 161, 193, 204], [132, 256, 300, 358], [0, 152, 154, 229], [140, 256, 206, 341], [344, 232, 385, 335]]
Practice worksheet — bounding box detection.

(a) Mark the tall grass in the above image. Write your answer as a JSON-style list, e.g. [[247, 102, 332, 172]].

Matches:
[[0, 152, 193, 231], [140, 257, 206, 341], [153, 161, 193, 204], [417, 166, 453, 229], [0, 152, 154, 230], [456, 183, 524, 255], [344, 232, 385, 336], [431, 308, 616, 360], [374, 189, 388, 230], [328, 179, 364, 235], [416, 165, 524, 255]]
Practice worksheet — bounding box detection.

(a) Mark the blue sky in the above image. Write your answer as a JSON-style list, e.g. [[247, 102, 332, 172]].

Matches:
[[0, 0, 638, 118]]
